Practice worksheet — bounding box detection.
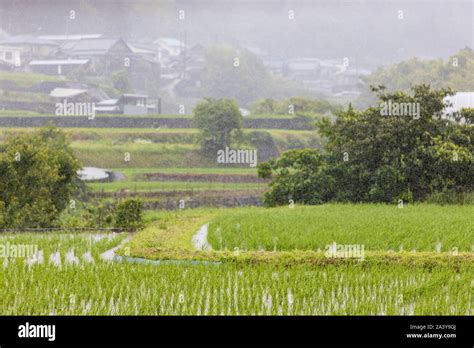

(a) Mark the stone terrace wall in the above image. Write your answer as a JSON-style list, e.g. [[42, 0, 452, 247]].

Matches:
[[0, 116, 312, 130]]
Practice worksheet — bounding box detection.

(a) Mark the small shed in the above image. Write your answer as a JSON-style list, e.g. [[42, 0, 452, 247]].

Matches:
[[119, 93, 148, 115]]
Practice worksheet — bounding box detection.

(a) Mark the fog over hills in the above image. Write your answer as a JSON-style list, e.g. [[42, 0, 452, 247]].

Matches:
[[0, 0, 472, 68]]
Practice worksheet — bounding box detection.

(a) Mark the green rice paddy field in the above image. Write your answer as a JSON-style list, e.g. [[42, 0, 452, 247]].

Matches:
[[1, 204, 472, 315], [2, 261, 471, 315], [207, 205, 474, 252]]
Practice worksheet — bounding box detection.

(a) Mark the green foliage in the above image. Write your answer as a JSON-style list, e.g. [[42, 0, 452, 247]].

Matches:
[[114, 199, 144, 230], [425, 189, 474, 205], [460, 108, 474, 125], [357, 47, 474, 107], [112, 70, 132, 93], [244, 131, 279, 161], [251, 96, 340, 116], [258, 149, 332, 205], [260, 85, 474, 205], [193, 98, 243, 155], [57, 201, 116, 228], [0, 126, 81, 228], [201, 45, 270, 106]]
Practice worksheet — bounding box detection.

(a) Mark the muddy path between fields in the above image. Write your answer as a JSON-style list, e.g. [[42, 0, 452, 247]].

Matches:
[[92, 188, 266, 198], [103, 224, 220, 265], [135, 172, 268, 183]]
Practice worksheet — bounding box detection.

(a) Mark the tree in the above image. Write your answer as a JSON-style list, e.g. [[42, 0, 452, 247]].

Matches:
[[114, 199, 144, 230], [250, 96, 340, 116], [258, 149, 334, 206], [201, 45, 271, 106], [356, 47, 474, 108], [193, 98, 243, 155], [112, 70, 132, 93], [259, 85, 474, 206], [0, 126, 81, 227]]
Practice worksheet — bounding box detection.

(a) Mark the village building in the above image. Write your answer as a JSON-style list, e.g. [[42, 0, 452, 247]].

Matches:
[[0, 35, 58, 67], [49, 87, 100, 103], [28, 59, 90, 75], [95, 93, 157, 115], [55, 37, 134, 71]]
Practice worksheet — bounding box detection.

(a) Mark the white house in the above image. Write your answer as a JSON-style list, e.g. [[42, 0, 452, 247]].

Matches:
[[0, 45, 22, 67], [443, 92, 474, 124], [444, 92, 474, 114]]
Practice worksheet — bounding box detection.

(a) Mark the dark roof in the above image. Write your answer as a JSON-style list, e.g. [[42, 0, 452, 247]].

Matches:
[[60, 38, 133, 56]]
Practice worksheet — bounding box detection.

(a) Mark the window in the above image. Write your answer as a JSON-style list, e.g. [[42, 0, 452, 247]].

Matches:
[[5, 51, 12, 60]]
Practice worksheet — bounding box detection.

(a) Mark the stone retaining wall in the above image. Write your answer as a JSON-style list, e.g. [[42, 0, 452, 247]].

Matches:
[[0, 115, 311, 130]]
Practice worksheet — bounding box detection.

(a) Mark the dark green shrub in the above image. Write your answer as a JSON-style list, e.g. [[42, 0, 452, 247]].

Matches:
[[114, 199, 144, 230]]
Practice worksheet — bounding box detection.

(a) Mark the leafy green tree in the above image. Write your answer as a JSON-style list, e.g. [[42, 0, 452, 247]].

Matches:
[[114, 199, 144, 230], [259, 85, 474, 206], [193, 98, 243, 155], [0, 126, 81, 227]]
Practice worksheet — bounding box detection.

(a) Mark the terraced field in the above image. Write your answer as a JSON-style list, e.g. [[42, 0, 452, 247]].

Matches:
[[207, 205, 474, 252], [1, 206, 472, 316]]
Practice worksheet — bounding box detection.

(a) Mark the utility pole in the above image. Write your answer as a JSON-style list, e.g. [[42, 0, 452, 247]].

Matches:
[[182, 30, 187, 79]]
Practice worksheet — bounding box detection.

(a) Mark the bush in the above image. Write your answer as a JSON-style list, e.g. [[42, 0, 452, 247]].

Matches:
[[425, 190, 474, 205], [114, 199, 144, 230]]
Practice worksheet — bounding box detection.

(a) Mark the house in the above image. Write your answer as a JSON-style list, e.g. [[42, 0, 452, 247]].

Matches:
[[0, 45, 23, 67], [49, 88, 100, 103], [120, 93, 148, 115], [28, 59, 90, 75], [284, 58, 342, 80], [129, 43, 159, 63], [154, 38, 184, 58], [58, 37, 132, 57], [49, 88, 101, 118], [444, 92, 474, 113], [95, 93, 156, 115], [95, 99, 121, 114], [0, 53, 16, 70], [0, 35, 58, 67], [444, 92, 474, 123], [0, 28, 9, 41], [37, 34, 103, 42], [185, 44, 206, 71], [57, 37, 134, 72]]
